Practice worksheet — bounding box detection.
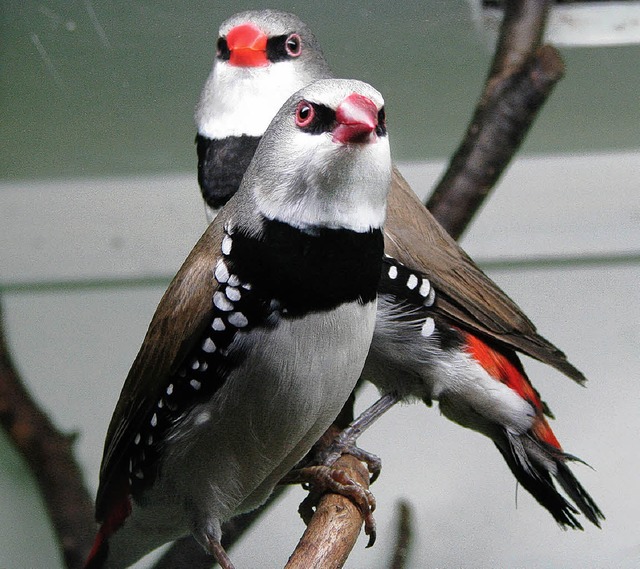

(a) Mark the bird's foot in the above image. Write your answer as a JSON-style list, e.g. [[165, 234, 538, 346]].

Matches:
[[312, 430, 382, 483], [205, 537, 236, 569], [283, 464, 377, 547]]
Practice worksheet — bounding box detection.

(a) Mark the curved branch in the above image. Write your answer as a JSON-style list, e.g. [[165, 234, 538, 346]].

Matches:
[[0, 297, 95, 569], [427, 0, 563, 239]]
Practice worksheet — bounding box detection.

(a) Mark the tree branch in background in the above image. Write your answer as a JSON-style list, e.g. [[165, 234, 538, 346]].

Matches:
[[389, 500, 413, 569], [427, 0, 563, 239], [0, 297, 95, 569]]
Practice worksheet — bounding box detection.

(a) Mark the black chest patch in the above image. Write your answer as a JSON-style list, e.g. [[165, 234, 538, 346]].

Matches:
[[127, 217, 383, 497], [196, 134, 261, 210], [229, 218, 383, 316]]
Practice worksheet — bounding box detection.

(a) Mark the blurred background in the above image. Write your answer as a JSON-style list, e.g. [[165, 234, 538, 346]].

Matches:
[[1, 1, 639, 567]]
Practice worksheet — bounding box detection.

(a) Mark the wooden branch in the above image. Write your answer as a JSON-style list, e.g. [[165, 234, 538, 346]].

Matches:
[[284, 454, 370, 569], [427, 0, 563, 239], [0, 296, 95, 569]]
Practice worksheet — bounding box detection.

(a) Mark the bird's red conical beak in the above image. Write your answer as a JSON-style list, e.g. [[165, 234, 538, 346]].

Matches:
[[227, 23, 269, 67], [333, 93, 379, 144]]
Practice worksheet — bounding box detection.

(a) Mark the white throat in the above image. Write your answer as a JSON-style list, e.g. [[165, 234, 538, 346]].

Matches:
[[253, 132, 391, 233], [196, 61, 307, 139]]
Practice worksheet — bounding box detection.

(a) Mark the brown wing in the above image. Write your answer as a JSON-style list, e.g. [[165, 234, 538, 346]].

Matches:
[[384, 166, 585, 384], [95, 211, 229, 519]]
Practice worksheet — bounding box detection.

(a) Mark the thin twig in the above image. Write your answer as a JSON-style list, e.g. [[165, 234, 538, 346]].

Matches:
[[0, 297, 95, 569], [389, 500, 413, 569], [427, 0, 562, 238]]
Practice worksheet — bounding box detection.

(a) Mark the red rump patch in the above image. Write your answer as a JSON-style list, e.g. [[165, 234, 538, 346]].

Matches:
[[84, 490, 132, 568], [464, 332, 562, 450]]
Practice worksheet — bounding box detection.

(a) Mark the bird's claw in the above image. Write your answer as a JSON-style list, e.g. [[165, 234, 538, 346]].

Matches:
[[284, 465, 377, 547], [316, 435, 382, 483]]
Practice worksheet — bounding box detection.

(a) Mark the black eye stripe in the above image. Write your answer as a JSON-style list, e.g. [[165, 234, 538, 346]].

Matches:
[[216, 37, 230, 60], [376, 107, 387, 137], [266, 34, 303, 62], [295, 102, 336, 134]]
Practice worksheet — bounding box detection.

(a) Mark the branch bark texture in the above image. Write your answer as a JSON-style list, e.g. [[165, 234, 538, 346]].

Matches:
[[0, 298, 95, 569], [284, 454, 370, 569], [427, 0, 563, 238]]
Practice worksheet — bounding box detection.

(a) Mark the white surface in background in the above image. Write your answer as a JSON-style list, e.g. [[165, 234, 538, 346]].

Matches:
[[0, 151, 639, 568], [471, 0, 640, 47]]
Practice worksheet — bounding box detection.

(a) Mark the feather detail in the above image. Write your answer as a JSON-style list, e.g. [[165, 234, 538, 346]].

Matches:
[[384, 167, 586, 385]]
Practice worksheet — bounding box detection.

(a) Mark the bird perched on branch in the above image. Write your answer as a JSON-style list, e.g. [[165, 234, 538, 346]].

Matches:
[[194, 9, 603, 531], [85, 78, 392, 569]]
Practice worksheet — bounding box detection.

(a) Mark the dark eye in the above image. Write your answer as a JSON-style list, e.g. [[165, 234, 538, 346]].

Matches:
[[376, 107, 387, 136], [295, 100, 315, 128], [285, 33, 302, 57], [216, 37, 230, 60]]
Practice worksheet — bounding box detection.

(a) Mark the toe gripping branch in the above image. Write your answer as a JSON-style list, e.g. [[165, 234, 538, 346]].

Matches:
[[282, 392, 400, 547]]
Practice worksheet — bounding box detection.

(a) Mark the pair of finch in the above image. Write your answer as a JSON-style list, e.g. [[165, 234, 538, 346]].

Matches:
[[85, 10, 603, 569]]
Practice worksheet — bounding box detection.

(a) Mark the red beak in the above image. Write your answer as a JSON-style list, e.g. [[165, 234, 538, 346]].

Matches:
[[227, 23, 269, 67], [333, 93, 379, 144]]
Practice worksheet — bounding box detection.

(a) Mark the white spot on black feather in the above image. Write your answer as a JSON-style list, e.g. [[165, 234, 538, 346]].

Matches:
[[151, 413, 158, 427], [424, 287, 436, 307], [190, 379, 202, 390], [221, 234, 233, 255], [191, 358, 200, 370], [226, 287, 241, 301], [214, 260, 230, 284], [419, 278, 430, 298], [134, 433, 141, 445], [388, 266, 398, 279], [202, 337, 216, 353], [407, 274, 418, 290], [421, 317, 436, 337], [213, 291, 234, 311], [166, 383, 174, 396], [212, 317, 226, 331], [195, 411, 210, 425], [228, 274, 240, 287], [228, 311, 248, 328]]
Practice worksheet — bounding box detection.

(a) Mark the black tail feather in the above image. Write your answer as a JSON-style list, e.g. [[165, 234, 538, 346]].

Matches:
[[495, 433, 603, 530], [555, 458, 605, 528]]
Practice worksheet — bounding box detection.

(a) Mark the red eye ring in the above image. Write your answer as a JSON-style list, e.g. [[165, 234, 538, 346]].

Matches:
[[295, 100, 315, 127], [285, 33, 302, 57]]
